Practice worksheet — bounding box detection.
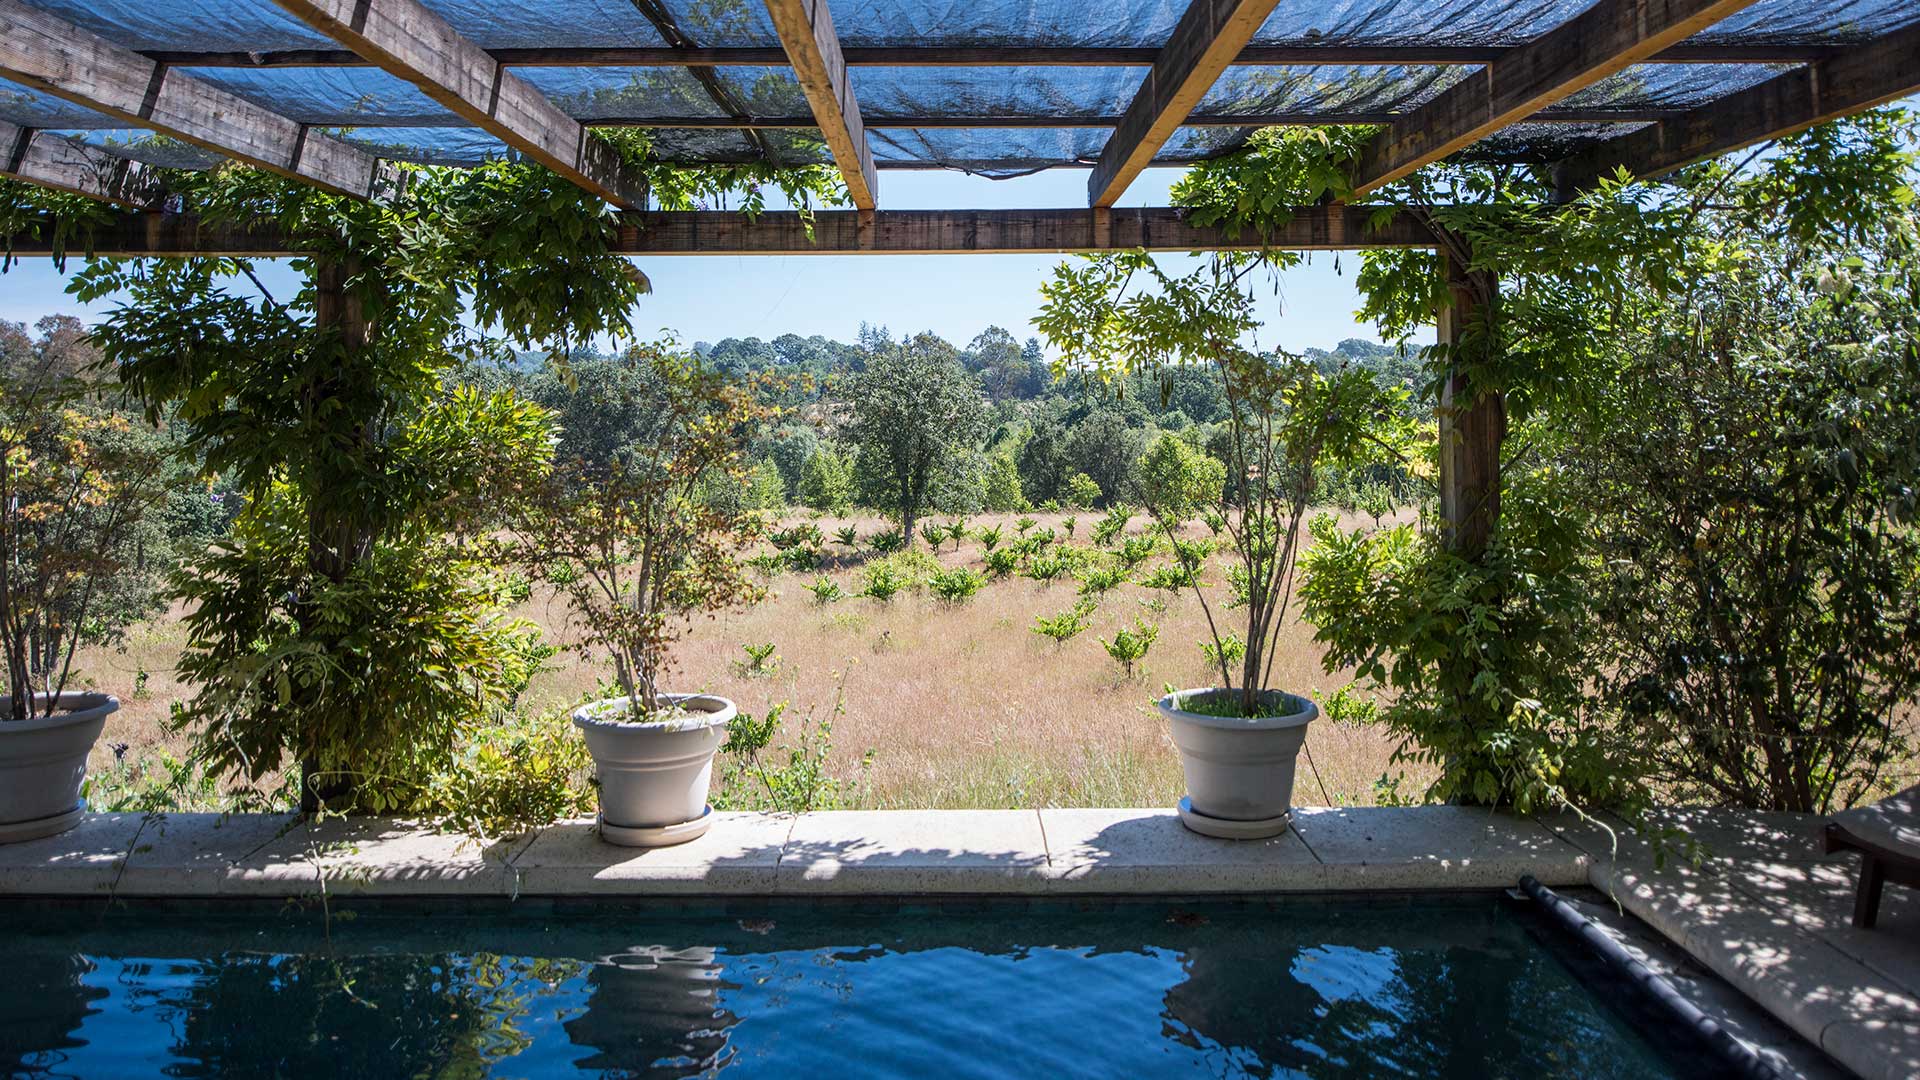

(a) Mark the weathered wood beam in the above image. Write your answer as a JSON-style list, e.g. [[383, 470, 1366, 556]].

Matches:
[[142, 42, 1839, 68], [763, 0, 877, 210], [1, 122, 164, 206], [1348, 0, 1764, 196], [590, 108, 1682, 129], [1, 205, 1434, 257], [0, 0, 389, 198], [1554, 20, 1920, 194], [1088, 0, 1281, 207], [271, 0, 646, 207]]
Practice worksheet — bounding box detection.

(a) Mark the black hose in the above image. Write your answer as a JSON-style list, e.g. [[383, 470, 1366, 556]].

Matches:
[[1517, 875, 1781, 1080]]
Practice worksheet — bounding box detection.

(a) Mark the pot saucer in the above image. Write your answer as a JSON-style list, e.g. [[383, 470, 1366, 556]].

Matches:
[[1176, 796, 1292, 840], [598, 805, 713, 848], [0, 800, 84, 845]]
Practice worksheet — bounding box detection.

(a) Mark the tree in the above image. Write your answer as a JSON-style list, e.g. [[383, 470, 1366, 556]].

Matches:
[[1039, 249, 1401, 716], [1137, 433, 1226, 525], [797, 446, 855, 514], [1179, 113, 1920, 811], [759, 424, 818, 498], [982, 452, 1028, 512], [970, 325, 1045, 401], [1064, 406, 1145, 507], [518, 344, 768, 716], [75, 161, 651, 812], [1, 350, 170, 720], [1015, 412, 1071, 506], [1568, 212, 1920, 812], [844, 331, 985, 545]]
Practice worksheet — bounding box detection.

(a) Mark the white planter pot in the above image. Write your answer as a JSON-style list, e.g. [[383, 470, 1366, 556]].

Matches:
[[1159, 687, 1316, 840], [573, 693, 735, 847], [0, 692, 116, 844]]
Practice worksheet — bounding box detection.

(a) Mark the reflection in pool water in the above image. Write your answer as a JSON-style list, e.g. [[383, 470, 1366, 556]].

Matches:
[[2, 897, 1685, 1078]]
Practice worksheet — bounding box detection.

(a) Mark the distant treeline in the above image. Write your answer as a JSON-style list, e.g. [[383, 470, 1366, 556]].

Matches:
[[483, 324, 1424, 519]]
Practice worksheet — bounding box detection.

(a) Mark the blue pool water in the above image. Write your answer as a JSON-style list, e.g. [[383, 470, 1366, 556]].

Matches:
[[2, 896, 1695, 1078]]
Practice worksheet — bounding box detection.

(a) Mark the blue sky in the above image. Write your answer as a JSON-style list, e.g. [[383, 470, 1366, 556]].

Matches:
[[0, 165, 1409, 354]]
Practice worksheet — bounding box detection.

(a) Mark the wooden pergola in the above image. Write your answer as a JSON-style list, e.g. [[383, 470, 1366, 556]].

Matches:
[[0, 0, 1914, 227], [1, 0, 1917, 551]]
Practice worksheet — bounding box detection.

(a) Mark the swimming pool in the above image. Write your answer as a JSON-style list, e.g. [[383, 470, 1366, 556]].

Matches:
[[3, 895, 1704, 1078]]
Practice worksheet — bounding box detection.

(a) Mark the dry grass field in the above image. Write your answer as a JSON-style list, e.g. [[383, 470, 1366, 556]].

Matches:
[[77, 509, 1428, 811]]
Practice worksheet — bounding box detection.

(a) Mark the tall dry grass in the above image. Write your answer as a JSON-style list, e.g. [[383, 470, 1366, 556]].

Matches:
[[75, 509, 1427, 810]]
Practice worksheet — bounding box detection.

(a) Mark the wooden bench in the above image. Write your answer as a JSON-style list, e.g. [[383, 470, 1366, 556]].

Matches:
[[1821, 784, 1920, 929]]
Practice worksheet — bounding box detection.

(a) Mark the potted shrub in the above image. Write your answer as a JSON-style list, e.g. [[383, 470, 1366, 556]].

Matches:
[[1040, 252, 1399, 837], [1, 348, 167, 843], [518, 343, 768, 846]]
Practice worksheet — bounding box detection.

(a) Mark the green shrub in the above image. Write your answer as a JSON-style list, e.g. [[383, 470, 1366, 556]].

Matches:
[[806, 577, 844, 604], [423, 707, 595, 837], [929, 566, 986, 605], [1077, 562, 1130, 598], [984, 548, 1019, 578], [919, 520, 947, 549], [832, 524, 860, 547], [770, 522, 824, 550], [867, 528, 905, 555], [735, 642, 780, 677], [862, 560, 908, 602], [1199, 632, 1248, 675], [715, 690, 865, 813], [1358, 481, 1394, 529], [1032, 600, 1096, 645], [1141, 562, 1199, 592], [1116, 534, 1159, 569], [1092, 506, 1133, 547], [1065, 472, 1103, 509], [1026, 551, 1073, 583], [1102, 618, 1160, 678], [977, 524, 1005, 552]]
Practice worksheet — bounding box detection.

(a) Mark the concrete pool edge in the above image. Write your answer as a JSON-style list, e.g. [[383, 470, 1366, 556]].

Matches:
[[0, 805, 1590, 899]]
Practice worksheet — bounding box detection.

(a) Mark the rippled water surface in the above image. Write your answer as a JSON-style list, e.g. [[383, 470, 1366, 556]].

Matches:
[[2, 896, 1687, 1078]]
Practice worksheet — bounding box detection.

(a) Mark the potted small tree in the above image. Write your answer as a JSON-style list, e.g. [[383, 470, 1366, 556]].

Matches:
[[1, 346, 167, 843], [519, 342, 768, 846], [1040, 251, 1399, 837]]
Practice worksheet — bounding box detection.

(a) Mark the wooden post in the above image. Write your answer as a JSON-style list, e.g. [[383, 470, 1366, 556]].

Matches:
[[1436, 254, 1504, 559], [300, 254, 370, 814]]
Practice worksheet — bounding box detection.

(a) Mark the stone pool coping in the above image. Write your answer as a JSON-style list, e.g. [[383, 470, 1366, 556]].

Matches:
[[5, 804, 1915, 1079], [0, 805, 1589, 899]]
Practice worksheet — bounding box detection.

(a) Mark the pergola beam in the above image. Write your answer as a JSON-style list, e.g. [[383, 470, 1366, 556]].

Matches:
[[141, 43, 1838, 68], [271, 0, 647, 207], [1554, 20, 1920, 194], [1, 122, 164, 206], [0, 0, 389, 198], [1348, 0, 1763, 196], [586, 108, 1684, 129], [1088, 0, 1281, 207], [763, 0, 877, 210], [0, 205, 1434, 257]]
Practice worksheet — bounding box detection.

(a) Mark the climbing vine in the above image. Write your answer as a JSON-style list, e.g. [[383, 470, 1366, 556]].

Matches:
[[1178, 108, 1920, 813], [36, 150, 844, 812]]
